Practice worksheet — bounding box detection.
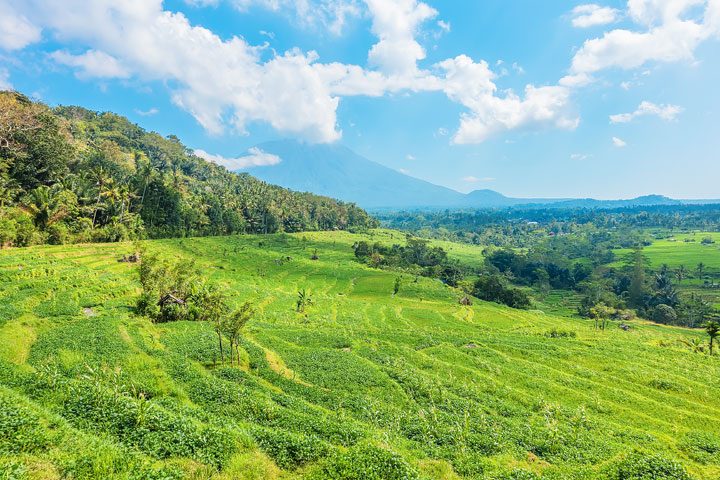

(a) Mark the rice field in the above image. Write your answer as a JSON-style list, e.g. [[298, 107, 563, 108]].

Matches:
[[1, 231, 719, 479]]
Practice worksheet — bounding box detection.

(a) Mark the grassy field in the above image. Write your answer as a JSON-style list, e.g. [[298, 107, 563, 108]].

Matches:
[[1, 231, 720, 479], [613, 232, 720, 270], [613, 232, 720, 308]]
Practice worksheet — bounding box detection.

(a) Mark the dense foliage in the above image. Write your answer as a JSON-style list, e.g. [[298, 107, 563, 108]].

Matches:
[[353, 237, 531, 309], [0, 92, 376, 247], [378, 206, 720, 247]]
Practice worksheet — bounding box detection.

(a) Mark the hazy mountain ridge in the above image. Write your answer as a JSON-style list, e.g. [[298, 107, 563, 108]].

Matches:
[[243, 140, 719, 209]]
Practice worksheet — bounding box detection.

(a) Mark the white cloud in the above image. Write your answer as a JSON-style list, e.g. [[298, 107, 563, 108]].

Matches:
[[0, 0, 604, 145], [610, 100, 683, 123], [406, 154, 416, 160], [570, 0, 718, 75], [612, 136, 627, 147], [365, 0, 437, 76], [51, 50, 130, 79], [233, 0, 362, 35], [195, 146, 281, 170], [0, 69, 12, 90], [437, 20, 451, 32], [0, 3, 42, 50], [135, 107, 159, 116], [398, 168, 410, 174], [440, 55, 578, 145], [571, 4, 621, 28], [570, 153, 589, 160]]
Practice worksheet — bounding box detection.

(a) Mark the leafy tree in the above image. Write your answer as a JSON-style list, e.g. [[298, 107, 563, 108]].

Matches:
[[589, 304, 615, 330], [627, 249, 647, 309], [223, 302, 254, 365]]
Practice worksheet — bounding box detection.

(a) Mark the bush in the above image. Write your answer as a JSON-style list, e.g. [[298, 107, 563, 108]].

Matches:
[[610, 452, 692, 480], [0, 392, 51, 455], [251, 427, 331, 469], [652, 304, 678, 325], [473, 275, 532, 309], [679, 432, 720, 464], [310, 443, 419, 480], [544, 328, 577, 339], [61, 381, 238, 468]]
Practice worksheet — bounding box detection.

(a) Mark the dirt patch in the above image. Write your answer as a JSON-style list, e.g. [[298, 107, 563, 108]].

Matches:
[[83, 307, 97, 317]]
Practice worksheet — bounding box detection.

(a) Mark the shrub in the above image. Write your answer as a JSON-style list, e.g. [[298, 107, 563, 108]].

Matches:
[[679, 432, 720, 464], [310, 443, 419, 480], [652, 304, 678, 325], [473, 275, 532, 309], [544, 328, 577, 339], [61, 381, 238, 468], [0, 392, 51, 455], [251, 427, 330, 469], [610, 452, 692, 480]]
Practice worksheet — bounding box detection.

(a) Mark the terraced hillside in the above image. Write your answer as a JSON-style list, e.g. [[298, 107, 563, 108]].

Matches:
[[1, 231, 719, 479]]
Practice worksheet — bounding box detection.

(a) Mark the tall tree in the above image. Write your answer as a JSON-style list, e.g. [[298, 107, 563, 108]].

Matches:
[[705, 321, 720, 355]]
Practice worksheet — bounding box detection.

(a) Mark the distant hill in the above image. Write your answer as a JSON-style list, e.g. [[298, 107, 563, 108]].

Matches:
[[244, 140, 465, 208], [242, 140, 719, 209]]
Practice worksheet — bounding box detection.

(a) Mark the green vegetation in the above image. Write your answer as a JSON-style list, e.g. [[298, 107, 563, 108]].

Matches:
[[0, 92, 375, 248], [2, 231, 720, 479]]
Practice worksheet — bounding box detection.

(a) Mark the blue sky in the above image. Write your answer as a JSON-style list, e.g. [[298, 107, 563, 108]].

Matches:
[[1, 0, 719, 199]]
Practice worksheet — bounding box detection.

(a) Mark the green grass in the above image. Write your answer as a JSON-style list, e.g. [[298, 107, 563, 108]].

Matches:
[[612, 231, 720, 308], [1, 231, 719, 479], [613, 232, 720, 270]]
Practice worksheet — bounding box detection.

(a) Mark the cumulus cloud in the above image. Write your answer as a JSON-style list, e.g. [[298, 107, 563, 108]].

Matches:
[[571, 4, 620, 28], [609, 100, 683, 123], [365, 0, 437, 76], [570, 0, 718, 75], [51, 50, 130, 79], [612, 136, 627, 147], [1, 0, 646, 145], [0, 3, 41, 50], [195, 147, 282, 170], [439, 55, 578, 144]]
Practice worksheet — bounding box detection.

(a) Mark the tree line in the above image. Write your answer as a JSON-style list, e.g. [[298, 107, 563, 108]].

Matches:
[[0, 91, 377, 248]]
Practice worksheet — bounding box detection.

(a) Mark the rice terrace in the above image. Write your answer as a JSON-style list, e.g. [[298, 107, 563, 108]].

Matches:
[[2, 0, 720, 479]]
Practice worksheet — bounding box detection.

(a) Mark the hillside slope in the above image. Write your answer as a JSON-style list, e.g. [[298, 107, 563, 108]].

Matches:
[[0, 92, 375, 249], [1, 232, 719, 479], [246, 140, 466, 208]]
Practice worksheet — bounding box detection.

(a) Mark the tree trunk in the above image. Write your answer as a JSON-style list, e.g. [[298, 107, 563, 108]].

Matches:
[[217, 332, 224, 362], [711, 337, 714, 356]]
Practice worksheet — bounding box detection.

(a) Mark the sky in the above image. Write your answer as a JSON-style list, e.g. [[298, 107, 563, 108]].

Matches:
[[1, 0, 719, 199]]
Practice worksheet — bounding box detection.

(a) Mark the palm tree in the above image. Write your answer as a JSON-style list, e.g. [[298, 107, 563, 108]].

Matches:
[[91, 167, 112, 228], [675, 265, 687, 284], [22, 185, 75, 229], [697, 262, 706, 279], [705, 321, 720, 355]]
